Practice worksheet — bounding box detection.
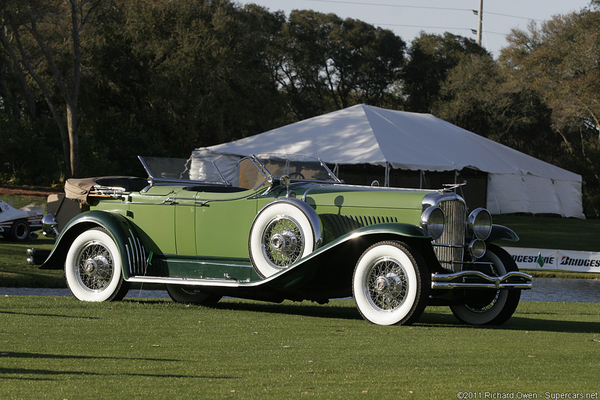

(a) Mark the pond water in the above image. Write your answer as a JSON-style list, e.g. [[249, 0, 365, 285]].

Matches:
[[520, 277, 600, 303], [2, 278, 599, 302]]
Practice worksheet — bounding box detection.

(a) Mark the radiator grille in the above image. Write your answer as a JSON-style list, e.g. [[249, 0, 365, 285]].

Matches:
[[433, 199, 466, 271]]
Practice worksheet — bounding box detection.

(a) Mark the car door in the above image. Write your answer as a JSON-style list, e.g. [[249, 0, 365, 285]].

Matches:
[[194, 189, 259, 260]]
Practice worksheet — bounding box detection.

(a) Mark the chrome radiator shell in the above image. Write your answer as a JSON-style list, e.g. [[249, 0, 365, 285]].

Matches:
[[423, 192, 467, 272]]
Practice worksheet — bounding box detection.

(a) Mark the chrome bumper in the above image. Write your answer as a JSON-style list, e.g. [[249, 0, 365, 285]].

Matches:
[[431, 271, 533, 290]]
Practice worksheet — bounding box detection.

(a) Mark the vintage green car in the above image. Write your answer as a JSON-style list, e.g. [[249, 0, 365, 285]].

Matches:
[[29, 154, 532, 326]]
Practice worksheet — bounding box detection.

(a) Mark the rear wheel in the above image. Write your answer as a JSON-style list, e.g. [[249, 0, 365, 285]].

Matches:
[[65, 227, 130, 302], [9, 219, 30, 241], [165, 285, 222, 305], [450, 244, 521, 325], [353, 241, 429, 326]]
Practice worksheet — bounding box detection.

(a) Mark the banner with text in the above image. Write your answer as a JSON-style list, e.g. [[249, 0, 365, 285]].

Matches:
[[504, 247, 600, 273]]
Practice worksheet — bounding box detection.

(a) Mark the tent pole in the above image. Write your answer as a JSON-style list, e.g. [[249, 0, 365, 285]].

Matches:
[[385, 162, 390, 187]]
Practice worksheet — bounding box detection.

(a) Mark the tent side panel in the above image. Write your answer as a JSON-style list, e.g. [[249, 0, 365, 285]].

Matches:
[[486, 173, 584, 218]]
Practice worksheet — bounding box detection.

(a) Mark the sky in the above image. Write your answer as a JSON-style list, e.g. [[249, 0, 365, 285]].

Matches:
[[235, 0, 594, 57]]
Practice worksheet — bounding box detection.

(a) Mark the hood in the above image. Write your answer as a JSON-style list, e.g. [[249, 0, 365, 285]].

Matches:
[[298, 184, 434, 212]]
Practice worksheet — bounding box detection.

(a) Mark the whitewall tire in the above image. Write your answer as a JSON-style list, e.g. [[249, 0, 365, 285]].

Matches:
[[249, 200, 318, 278], [353, 241, 429, 326], [65, 227, 130, 302]]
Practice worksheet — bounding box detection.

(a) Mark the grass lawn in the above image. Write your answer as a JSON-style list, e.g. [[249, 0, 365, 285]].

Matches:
[[0, 238, 65, 288], [0, 192, 52, 210], [1, 296, 599, 399], [493, 215, 600, 252]]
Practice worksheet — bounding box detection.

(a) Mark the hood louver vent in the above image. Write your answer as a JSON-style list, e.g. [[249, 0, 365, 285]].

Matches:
[[320, 214, 398, 239]]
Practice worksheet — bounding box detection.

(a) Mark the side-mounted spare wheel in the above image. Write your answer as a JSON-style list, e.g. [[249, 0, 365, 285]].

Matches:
[[64, 227, 130, 302], [353, 241, 430, 326], [249, 198, 321, 278]]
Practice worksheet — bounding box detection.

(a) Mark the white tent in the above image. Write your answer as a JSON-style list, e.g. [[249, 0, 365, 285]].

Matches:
[[194, 104, 584, 218]]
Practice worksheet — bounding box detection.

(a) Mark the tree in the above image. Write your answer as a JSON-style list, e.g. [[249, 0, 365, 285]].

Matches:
[[270, 10, 405, 120], [0, 0, 100, 178], [402, 32, 489, 113], [500, 9, 600, 185], [72, 0, 288, 177], [434, 54, 560, 163]]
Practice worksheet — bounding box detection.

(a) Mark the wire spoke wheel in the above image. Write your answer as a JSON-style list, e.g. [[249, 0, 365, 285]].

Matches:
[[65, 228, 129, 302], [249, 200, 318, 278], [366, 257, 409, 312], [76, 241, 114, 291], [353, 241, 429, 326], [262, 216, 304, 267]]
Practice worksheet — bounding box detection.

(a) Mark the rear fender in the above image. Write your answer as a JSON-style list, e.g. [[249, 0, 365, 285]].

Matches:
[[40, 211, 147, 279]]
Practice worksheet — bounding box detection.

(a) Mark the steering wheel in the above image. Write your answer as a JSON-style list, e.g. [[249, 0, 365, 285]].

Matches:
[[288, 172, 305, 179]]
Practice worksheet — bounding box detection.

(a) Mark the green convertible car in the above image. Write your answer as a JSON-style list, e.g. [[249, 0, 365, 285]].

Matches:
[[29, 154, 532, 326]]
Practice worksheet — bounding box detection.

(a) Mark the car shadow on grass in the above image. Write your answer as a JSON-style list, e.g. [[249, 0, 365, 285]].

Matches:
[[417, 311, 600, 334], [0, 352, 179, 362], [0, 353, 236, 381], [209, 300, 363, 321], [0, 366, 237, 381], [128, 298, 600, 334], [0, 310, 100, 319]]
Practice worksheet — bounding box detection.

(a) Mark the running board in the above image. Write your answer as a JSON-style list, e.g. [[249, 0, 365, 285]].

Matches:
[[431, 271, 533, 290], [127, 275, 258, 288]]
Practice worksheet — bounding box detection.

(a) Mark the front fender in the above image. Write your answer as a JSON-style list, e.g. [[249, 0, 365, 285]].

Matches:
[[487, 224, 519, 244], [266, 222, 440, 291], [40, 211, 147, 278]]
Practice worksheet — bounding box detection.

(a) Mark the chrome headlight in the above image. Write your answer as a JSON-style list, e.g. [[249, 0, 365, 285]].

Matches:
[[421, 206, 445, 240], [468, 239, 487, 259], [467, 208, 492, 240]]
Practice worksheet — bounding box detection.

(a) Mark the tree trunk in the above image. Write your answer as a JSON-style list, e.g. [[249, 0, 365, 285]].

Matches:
[[66, 103, 80, 178]]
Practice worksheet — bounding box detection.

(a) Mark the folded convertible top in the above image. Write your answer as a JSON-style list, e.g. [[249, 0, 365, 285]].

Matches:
[[64, 177, 148, 203]]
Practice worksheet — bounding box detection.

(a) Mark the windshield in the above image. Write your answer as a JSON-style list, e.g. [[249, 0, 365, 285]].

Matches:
[[139, 156, 228, 185], [139, 154, 340, 188], [256, 157, 335, 181]]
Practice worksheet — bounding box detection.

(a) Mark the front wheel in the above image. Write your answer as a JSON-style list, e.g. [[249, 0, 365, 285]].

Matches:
[[64, 227, 130, 302], [353, 241, 429, 326], [9, 219, 30, 241], [165, 285, 222, 305], [450, 244, 521, 325]]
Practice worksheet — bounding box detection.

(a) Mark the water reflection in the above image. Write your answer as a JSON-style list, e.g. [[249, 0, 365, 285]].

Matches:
[[0, 287, 170, 299], [1, 277, 599, 302], [520, 277, 600, 303]]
